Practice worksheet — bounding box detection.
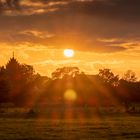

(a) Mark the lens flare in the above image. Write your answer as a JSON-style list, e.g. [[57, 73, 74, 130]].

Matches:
[[64, 89, 77, 101]]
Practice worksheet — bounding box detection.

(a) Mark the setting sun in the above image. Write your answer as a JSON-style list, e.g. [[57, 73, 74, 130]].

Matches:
[[64, 49, 74, 58]]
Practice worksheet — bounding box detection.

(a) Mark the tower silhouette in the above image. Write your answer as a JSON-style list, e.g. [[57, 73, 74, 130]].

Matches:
[[6, 52, 20, 79]]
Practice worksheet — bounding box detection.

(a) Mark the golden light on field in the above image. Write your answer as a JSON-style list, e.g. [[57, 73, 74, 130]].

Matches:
[[64, 49, 74, 58], [64, 89, 77, 101]]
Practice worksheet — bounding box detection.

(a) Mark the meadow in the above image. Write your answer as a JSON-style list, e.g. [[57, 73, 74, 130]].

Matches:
[[0, 110, 139, 140]]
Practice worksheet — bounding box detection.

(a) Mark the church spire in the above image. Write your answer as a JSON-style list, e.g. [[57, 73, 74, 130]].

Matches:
[[6, 52, 19, 71], [13, 51, 15, 58]]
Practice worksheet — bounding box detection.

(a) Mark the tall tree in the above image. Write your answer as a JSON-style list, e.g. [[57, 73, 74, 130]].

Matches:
[[51, 67, 81, 80], [123, 70, 137, 82], [98, 68, 119, 86]]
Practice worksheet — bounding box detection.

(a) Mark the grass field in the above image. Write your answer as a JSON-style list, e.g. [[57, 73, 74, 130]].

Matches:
[[0, 114, 139, 140]]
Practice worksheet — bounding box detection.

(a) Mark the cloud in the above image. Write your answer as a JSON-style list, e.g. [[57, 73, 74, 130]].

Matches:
[[0, 0, 69, 16], [0, 29, 139, 53], [0, 0, 140, 78], [6, 0, 20, 9], [20, 30, 55, 39], [0, 0, 20, 13], [0, 0, 140, 22], [59, 0, 140, 22], [0, 0, 140, 53], [0, 42, 140, 78]]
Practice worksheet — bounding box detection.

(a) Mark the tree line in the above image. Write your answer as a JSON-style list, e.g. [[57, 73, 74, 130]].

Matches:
[[0, 58, 140, 113]]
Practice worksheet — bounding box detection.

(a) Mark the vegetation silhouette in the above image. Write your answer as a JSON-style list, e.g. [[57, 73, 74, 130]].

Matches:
[[0, 56, 140, 116]]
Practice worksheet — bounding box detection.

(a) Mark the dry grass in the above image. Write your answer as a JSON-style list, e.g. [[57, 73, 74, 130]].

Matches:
[[0, 113, 139, 140]]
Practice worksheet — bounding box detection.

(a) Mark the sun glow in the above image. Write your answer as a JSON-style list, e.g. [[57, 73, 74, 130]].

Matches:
[[64, 49, 74, 58]]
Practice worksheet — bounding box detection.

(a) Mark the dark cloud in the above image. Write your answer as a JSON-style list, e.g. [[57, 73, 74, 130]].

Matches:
[[6, 0, 20, 9], [0, 0, 20, 10], [1, 0, 140, 22], [55, 0, 140, 22], [0, 0, 140, 53]]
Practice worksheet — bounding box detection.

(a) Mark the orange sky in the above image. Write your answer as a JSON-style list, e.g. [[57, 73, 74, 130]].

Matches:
[[0, 43, 140, 79], [0, 0, 140, 78]]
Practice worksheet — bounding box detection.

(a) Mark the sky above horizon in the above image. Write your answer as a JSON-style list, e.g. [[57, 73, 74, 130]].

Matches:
[[0, 0, 140, 78]]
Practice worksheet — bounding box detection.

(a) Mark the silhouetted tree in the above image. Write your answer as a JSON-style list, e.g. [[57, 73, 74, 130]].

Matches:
[[123, 70, 137, 82], [0, 66, 6, 80], [0, 66, 10, 102], [0, 55, 140, 112], [98, 68, 119, 86], [0, 56, 39, 106], [51, 67, 82, 80], [0, 80, 10, 102]]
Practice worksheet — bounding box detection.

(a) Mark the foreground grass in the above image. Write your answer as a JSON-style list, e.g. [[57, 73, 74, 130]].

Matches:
[[0, 114, 139, 140]]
